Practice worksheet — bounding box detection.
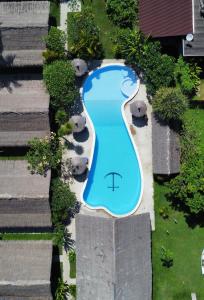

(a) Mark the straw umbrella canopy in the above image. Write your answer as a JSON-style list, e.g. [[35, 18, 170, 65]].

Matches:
[[71, 59, 88, 77], [70, 157, 88, 175], [69, 115, 86, 133], [130, 101, 147, 118]]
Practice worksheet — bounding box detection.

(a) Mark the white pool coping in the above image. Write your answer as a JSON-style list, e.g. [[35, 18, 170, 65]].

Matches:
[[80, 63, 144, 218]]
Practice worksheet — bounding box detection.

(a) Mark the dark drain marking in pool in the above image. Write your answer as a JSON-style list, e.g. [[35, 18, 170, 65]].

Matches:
[[104, 172, 122, 191]]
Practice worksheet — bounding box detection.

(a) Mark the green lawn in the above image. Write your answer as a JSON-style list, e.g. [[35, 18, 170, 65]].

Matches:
[[153, 108, 204, 300], [0, 233, 54, 240], [81, 0, 118, 58]]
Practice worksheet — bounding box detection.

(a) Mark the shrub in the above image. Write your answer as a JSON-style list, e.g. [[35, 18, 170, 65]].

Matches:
[[58, 122, 73, 137], [106, 0, 138, 28], [161, 246, 173, 268], [68, 8, 103, 59], [167, 117, 204, 215], [55, 278, 69, 300], [55, 109, 68, 125], [51, 178, 76, 225], [44, 26, 66, 55], [27, 133, 62, 175], [113, 29, 175, 95], [159, 206, 170, 219], [152, 87, 188, 122], [174, 56, 201, 97], [69, 284, 76, 299], [42, 49, 64, 64], [43, 60, 78, 109]]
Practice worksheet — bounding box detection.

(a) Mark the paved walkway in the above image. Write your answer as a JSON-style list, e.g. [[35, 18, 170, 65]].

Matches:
[[58, 0, 81, 49]]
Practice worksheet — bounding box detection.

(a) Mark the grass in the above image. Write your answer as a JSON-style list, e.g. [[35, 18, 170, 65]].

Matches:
[[50, 1, 60, 27], [81, 0, 119, 58], [69, 251, 76, 279], [0, 233, 54, 240], [153, 108, 204, 300]]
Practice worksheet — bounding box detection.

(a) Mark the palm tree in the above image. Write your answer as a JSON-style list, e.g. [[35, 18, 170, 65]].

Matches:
[[55, 278, 69, 300]]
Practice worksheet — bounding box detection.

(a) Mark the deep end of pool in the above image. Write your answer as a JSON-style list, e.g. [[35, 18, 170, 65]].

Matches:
[[82, 64, 143, 217]]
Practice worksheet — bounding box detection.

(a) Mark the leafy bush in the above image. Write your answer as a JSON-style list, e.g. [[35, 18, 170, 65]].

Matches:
[[27, 133, 62, 175], [58, 122, 73, 137], [161, 246, 173, 268], [51, 178, 76, 225], [68, 8, 103, 59], [167, 117, 204, 215], [44, 26, 66, 55], [43, 60, 78, 109], [152, 87, 188, 122], [106, 0, 138, 28], [174, 56, 201, 97], [159, 206, 170, 219], [42, 49, 64, 64], [55, 109, 68, 125], [55, 278, 69, 300], [69, 284, 76, 299], [113, 29, 175, 95]]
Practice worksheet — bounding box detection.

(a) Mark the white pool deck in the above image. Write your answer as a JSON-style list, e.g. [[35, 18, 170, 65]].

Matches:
[[62, 60, 154, 227]]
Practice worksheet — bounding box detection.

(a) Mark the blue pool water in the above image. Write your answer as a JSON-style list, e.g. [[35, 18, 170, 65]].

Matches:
[[82, 65, 142, 216]]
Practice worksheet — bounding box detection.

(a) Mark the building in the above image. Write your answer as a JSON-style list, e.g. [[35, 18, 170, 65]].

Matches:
[[152, 113, 180, 175], [139, 0, 204, 56], [0, 240, 53, 299], [0, 160, 52, 232], [76, 213, 152, 300], [0, 73, 50, 147], [0, 1, 49, 67]]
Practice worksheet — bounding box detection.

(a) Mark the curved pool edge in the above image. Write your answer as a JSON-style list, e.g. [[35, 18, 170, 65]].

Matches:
[[80, 63, 144, 218]]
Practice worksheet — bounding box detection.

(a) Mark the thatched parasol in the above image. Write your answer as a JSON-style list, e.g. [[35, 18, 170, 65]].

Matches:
[[71, 58, 88, 77], [130, 101, 147, 118], [69, 115, 86, 133], [70, 157, 88, 175]]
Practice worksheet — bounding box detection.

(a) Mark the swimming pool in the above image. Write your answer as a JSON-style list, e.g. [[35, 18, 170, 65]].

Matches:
[[82, 64, 143, 217]]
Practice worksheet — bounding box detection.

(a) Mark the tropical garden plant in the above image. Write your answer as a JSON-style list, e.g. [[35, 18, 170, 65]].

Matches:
[[174, 56, 201, 97], [167, 116, 204, 215], [43, 60, 78, 109], [55, 278, 69, 300], [160, 246, 173, 268], [68, 7, 103, 59], [106, 0, 138, 28], [51, 178, 76, 225], [152, 87, 188, 122], [43, 27, 66, 62], [27, 133, 62, 175]]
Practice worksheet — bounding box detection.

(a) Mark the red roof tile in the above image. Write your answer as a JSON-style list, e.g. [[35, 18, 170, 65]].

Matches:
[[139, 0, 193, 38]]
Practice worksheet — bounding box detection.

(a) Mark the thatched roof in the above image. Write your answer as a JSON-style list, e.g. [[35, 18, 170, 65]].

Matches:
[[70, 157, 88, 175], [71, 59, 88, 76], [0, 160, 51, 232], [69, 115, 86, 133], [152, 113, 180, 175], [130, 100, 147, 117], [0, 73, 50, 147], [76, 213, 152, 300], [0, 1, 50, 67], [0, 240, 53, 299]]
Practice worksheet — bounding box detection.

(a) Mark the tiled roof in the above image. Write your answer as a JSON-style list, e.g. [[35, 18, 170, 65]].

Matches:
[[139, 0, 193, 38]]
